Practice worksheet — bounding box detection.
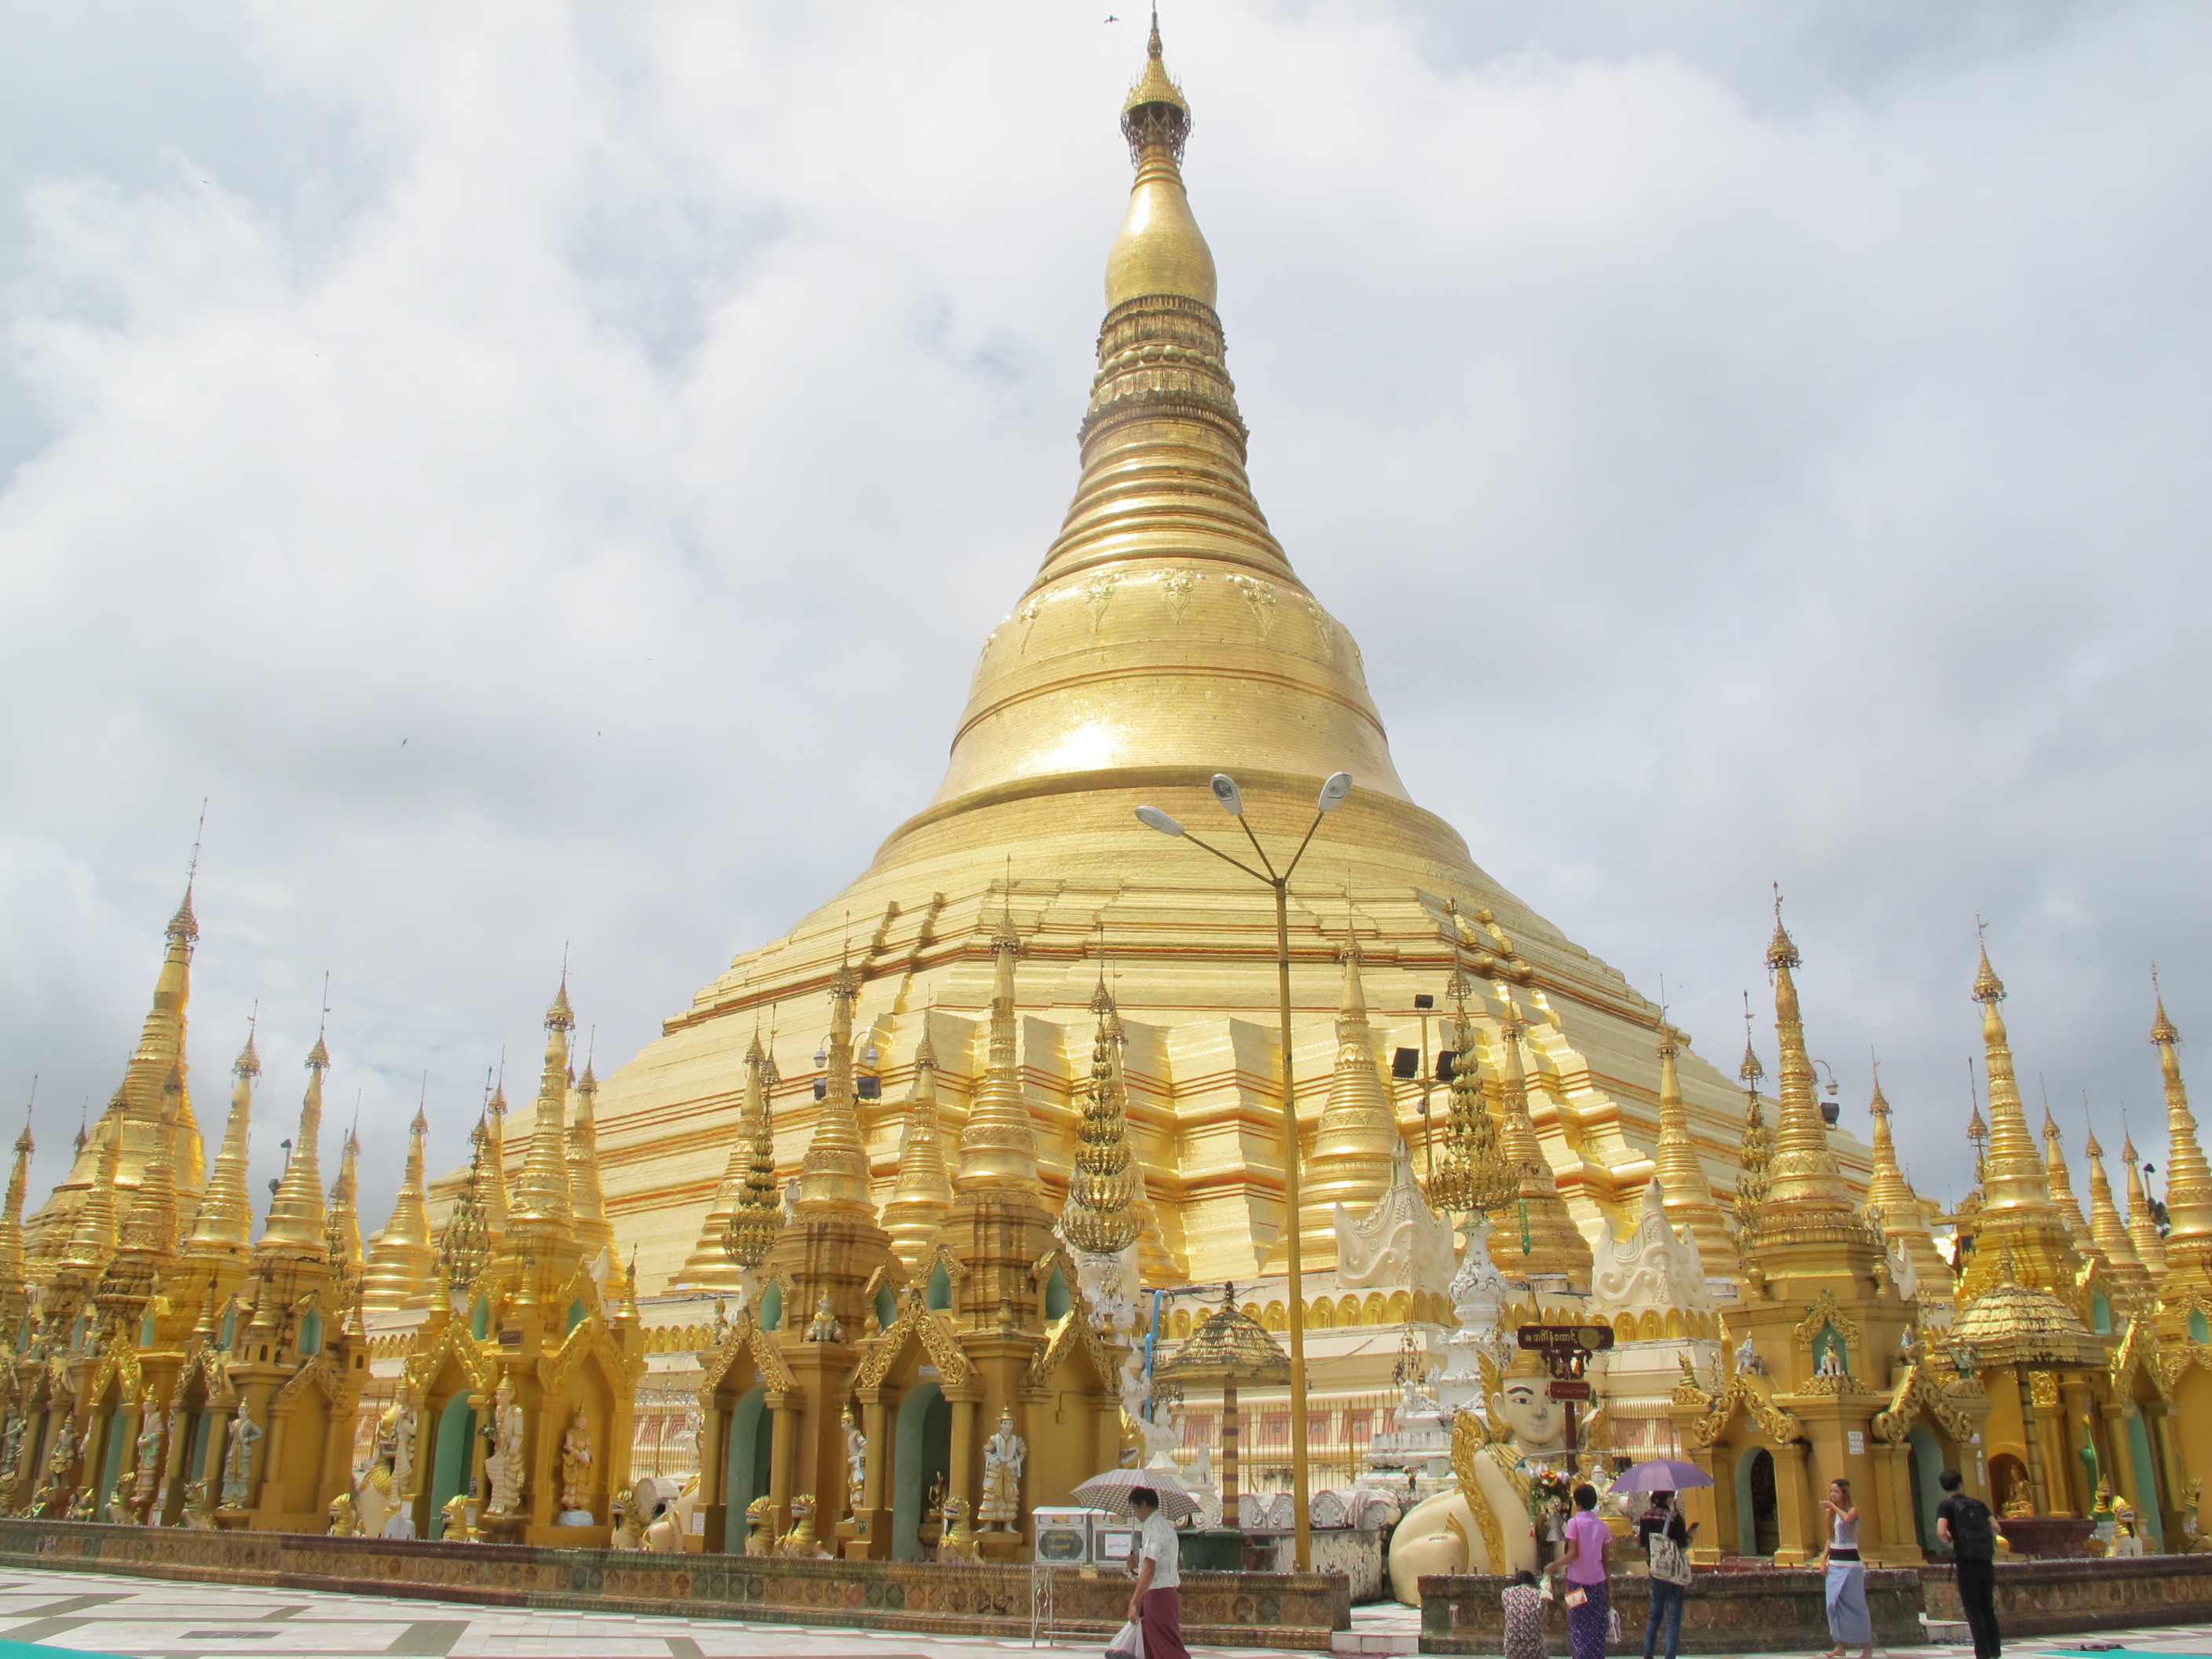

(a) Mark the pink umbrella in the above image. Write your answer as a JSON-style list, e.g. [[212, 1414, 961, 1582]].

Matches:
[[1609, 1459, 1715, 1494]]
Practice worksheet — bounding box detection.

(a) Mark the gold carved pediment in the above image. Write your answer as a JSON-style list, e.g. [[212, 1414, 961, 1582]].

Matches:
[[855, 1295, 972, 1392]]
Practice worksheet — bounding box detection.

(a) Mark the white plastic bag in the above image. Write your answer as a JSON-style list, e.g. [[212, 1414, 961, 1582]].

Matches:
[[1107, 1617, 1147, 1659]]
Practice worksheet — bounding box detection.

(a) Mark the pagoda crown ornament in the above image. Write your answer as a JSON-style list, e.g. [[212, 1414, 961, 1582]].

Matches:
[[956, 899, 1040, 1193], [796, 959, 878, 1214], [255, 1030, 330, 1258], [2151, 976, 2212, 1269], [1063, 980, 1142, 1256]]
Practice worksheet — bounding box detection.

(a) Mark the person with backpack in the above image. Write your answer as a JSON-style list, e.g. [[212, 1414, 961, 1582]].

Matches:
[[1635, 1490, 1696, 1659], [1937, 1469, 2001, 1659]]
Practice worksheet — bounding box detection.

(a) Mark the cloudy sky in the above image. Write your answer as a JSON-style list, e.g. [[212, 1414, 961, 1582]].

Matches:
[[2, 2, 2207, 1231]]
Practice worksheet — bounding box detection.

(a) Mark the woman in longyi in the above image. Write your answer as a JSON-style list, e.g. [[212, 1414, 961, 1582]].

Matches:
[[1388, 1351, 1574, 1605]]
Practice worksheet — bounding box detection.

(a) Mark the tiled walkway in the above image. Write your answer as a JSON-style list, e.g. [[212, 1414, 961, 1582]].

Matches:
[[2, 1571, 2211, 1659]]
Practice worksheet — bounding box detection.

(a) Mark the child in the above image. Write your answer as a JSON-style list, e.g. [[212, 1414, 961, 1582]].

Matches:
[[1502, 1569, 1548, 1659]]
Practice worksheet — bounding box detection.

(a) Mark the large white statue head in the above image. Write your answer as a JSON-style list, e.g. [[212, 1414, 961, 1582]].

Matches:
[[1490, 1350, 1569, 1454]]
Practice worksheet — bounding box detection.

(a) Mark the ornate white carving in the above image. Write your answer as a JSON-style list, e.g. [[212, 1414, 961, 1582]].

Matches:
[[1590, 1180, 1712, 1320], [1335, 1140, 1455, 1294]]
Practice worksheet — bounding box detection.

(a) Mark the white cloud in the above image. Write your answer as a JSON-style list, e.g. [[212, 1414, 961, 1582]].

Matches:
[[2, 1, 2208, 1222]]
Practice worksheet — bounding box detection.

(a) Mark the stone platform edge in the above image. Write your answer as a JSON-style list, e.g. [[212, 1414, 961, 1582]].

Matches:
[[0, 1521, 1351, 1651], [1415, 1568, 1927, 1655], [1920, 1554, 2212, 1639]]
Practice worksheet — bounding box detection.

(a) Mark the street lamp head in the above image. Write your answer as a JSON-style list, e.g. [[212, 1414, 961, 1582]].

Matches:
[[1317, 771, 1353, 813], [1134, 805, 1185, 838], [1209, 774, 1246, 816]]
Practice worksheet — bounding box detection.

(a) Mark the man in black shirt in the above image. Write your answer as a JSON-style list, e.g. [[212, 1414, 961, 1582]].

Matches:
[[1936, 1469, 1999, 1659]]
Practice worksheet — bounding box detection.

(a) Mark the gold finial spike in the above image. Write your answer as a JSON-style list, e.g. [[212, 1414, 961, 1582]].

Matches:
[[510, 972, 577, 1234], [2119, 1111, 2170, 1277], [1966, 933, 2057, 1219], [2148, 970, 2212, 1263], [1276, 927, 1394, 1265], [566, 1045, 613, 1258], [1738, 992, 1764, 1088], [255, 1032, 331, 1258], [677, 1029, 776, 1288], [795, 949, 881, 1212], [1650, 1020, 1736, 1276], [184, 1020, 258, 1252], [1760, 902, 1851, 1215], [1862, 1063, 1950, 1295], [2081, 1101, 2150, 1305], [882, 1018, 954, 1273], [957, 884, 1040, 1193]]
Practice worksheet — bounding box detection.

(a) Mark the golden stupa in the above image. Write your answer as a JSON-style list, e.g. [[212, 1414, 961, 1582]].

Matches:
[[556, 14, 1878, 1295]]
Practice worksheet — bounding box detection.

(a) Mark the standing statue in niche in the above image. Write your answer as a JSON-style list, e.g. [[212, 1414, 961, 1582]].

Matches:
[[842, 1404, 867, 1518], [129, 1398, 167, 1522], [977, 1408, 1025, 1533], [483, 1379, 525, 1515], [387, 1388, 419, 1498], [558, 1408, 593, 1518], [220, 1398, 262, 1508]]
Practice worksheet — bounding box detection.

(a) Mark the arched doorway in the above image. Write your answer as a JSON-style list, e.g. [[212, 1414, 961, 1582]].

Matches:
[[891, 1383, 951, 1561], [1906, 1426, 1943, 1554], [427, 1395, 476, 1538], [722, 1386, 771, 1544], [1735, 1448, 1778, 1558]]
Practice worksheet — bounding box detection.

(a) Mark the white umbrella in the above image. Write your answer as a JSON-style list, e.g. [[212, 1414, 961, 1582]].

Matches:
[[1072, 1467, 1203, 1522]]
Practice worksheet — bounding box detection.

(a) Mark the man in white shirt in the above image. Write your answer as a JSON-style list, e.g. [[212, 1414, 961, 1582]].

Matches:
[[1126, 1488, 1189, 1659]]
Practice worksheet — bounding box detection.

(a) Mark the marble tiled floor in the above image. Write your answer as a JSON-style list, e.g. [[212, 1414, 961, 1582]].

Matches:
[[2, 1572, 2210, 1659]]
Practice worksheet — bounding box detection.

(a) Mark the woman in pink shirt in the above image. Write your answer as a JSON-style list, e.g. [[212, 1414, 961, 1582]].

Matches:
[[1548, 1483, 1612, 1659]]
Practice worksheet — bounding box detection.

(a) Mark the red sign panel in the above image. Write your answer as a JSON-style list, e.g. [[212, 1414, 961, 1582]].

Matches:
[[1548, 1379, 1593, 1401]]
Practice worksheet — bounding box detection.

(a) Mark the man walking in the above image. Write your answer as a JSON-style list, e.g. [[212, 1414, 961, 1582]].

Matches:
[[1937, 1469, 2000, 1659], [1126, 1488, 1189, 1659]]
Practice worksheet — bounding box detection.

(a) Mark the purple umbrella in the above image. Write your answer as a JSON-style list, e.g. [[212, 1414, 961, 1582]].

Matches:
[[1609, 1459, 1716, 1494]]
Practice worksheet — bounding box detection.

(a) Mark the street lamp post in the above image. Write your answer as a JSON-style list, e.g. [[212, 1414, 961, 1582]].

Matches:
[[1136, 769, 1353, 1574]]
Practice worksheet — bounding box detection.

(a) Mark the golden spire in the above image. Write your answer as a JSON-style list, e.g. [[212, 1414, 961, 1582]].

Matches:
[[955, 899, 1040, 1191], [1863, 1069, 1951, 1298], [361, 1100, 436, 1310], [1734, 999, 1770, 1240], [62, 1102, 126, 1275], [186, 1026, 258, 1253], [1108, 13, 1213, 310], [2151, 976, 2212, 1276], [920, 19, 1408, 819], [676, 1031, 773, 1290], [1970, 939, 2056, 1214], [24, 874, 208, 1265], [2120, 1123, 2169, 1278], [255, 1031, 329, 1258], [567, 1056, 614, 1258], [328, 1124, 363, 1269], [2083, 1115, 2152, 1310], [1063, 980, 1142, 1256], [883, 1025, 955, 1270], [2041, 1102, 2092, 1244], [1760, 906, 1851, 1217], [480, 1076, 511, 1242], [1955, 936, 2083, 1306], [508, 977, 577, 1238], [1651, 1021, 1736, 1276], [0, 1104, 31, 1310], [1280, 937, 1399, 1264], [1485, 993, 1591, 1288], [797, 959, 878, 1213]]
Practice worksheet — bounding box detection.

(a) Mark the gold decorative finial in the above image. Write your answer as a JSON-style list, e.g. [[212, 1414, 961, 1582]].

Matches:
[[1738, 993, 1764, 1087], [2153, 965, 2181, 1048], [1973, 918, 2005, 1005], [1766, 884, 1798, 973]]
